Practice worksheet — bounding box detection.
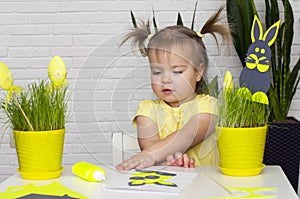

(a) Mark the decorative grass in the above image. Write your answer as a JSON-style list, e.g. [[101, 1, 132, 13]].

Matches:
[[217, 86, 269, 128], [1, 80, 68, 131]]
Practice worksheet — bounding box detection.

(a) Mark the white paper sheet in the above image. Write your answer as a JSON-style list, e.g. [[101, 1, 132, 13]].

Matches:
[[105, 168, 198, 194]]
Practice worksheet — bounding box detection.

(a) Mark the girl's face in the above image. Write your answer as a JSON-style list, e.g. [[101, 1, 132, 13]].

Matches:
[[148, 49, 202, 107]]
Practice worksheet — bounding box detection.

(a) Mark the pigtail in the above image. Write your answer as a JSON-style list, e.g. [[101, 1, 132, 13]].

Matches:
[[120, 20, 151, 56], [200, 6, 231, 51]]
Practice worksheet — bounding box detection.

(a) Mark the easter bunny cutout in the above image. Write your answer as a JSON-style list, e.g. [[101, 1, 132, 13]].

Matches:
[[239, 15, 280, 100]]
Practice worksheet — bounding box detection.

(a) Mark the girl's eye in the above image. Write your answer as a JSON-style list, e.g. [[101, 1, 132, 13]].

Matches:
[[152, 71, 161, 75], [173, 71, 183, 74]]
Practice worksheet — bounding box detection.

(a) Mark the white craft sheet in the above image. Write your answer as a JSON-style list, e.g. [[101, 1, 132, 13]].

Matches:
[[105, 166, 198, 194]]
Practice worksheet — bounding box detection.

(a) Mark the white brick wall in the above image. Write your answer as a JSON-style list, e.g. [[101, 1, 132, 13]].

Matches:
[[0, 0, 299, 185]]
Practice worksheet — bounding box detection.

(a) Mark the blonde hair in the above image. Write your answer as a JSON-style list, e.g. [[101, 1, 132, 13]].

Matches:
[[121, 6, 231, 94]]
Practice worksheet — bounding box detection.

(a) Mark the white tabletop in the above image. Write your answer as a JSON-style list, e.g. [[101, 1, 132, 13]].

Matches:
[[0, 165, 298, 199]]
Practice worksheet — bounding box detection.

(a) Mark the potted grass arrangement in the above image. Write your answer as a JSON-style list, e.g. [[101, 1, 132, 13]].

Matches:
[[216, 71, 270, 176], [0, 56, 68, 180], [217, 12, 276, 176], [227, 0, 300, 192]]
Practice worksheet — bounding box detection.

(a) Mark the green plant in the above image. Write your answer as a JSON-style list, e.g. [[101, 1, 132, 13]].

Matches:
[[227, 0, 300, 122], [2, 80, 67, 131], [0, 56, 68, 132], [226, 0, 257, 64], [217, 85, 269, 128], [203, 76, 219, 98], [265, 0, 300, 121]]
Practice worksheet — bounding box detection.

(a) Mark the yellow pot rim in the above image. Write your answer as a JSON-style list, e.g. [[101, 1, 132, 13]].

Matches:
[[14, 128, 65, 134], [216, 125, 268, 130]]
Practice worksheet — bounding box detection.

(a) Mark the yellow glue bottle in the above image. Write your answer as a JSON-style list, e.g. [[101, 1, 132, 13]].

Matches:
[[72, 162, 106, 182]]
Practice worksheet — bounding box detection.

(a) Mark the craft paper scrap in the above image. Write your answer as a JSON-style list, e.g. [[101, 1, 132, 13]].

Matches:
[[0, 182, 89, 199], [105, 169, 197, 194], [17, 194, 79, 199], [201, 187, 277, 199]]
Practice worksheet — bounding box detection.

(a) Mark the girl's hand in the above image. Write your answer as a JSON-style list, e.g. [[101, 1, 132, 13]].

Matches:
[[115, 152, 156, 171], [166, 152, 195, 168]]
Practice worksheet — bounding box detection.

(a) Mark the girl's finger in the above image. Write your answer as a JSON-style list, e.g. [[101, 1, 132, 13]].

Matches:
[[124, 159, 140, 170], [189, 157, 195, 168], [183, 154, 190, 168], [166, 154, 176, 165], [136, 160, 149, 169], [175, 152, 183, 166]]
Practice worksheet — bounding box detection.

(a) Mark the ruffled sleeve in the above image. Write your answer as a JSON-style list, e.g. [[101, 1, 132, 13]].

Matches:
[[196, 95, 218, 116], [132, 100, 157, 127]]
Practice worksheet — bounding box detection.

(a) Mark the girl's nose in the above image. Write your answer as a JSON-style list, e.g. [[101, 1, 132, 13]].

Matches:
[[161, 72, 172, 83]]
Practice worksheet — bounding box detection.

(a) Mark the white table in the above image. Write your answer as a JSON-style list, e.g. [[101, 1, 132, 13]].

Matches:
[[0, 166, 298, 199]]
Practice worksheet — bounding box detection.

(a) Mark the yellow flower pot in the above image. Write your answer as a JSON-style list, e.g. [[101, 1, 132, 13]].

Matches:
[[14, 129, 65, 180], [216, 126, 267, 176]]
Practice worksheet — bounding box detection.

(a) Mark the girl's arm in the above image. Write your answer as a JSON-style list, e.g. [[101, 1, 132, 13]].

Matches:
[[115, 113, 216, 170], [136, 115, 161, 150]]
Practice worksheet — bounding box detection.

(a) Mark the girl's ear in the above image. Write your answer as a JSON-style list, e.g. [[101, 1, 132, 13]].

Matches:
[[251, 15, 263, 43], [263, 20, 280, 46], [196, 63, 204, 82]]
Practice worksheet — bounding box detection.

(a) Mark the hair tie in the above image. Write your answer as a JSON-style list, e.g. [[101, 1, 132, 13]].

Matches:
[[196, 31, 205, 38], [147, 33, 154, 40]]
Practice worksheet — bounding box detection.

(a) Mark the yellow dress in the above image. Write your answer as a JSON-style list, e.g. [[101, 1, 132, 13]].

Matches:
[[132, 94, 219, 166]]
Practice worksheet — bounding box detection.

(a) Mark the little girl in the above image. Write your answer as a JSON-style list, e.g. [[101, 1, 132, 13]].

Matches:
[[116, 7, 230, 170]]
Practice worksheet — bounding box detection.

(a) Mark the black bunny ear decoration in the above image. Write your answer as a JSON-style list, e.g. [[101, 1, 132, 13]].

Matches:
[[239, 15, 280, 104]]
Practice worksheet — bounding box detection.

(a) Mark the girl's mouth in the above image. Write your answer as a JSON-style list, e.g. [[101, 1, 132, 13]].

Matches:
[[162, 88, 173, 94]]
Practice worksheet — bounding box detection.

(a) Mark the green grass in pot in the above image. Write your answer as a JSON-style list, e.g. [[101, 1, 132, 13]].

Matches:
[[2, 80, 68, 131], [0, 56, 68, 132], [217, 86, 270, 128]]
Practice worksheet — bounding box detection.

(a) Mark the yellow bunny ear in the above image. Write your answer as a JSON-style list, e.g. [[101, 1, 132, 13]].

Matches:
[[223, 71, 233, 91], [0, 62, 13, 91], [48, 56, 67, 87]]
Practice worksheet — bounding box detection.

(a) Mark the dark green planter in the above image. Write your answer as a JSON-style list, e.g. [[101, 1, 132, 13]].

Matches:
[[263, 117, 300, 193]]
